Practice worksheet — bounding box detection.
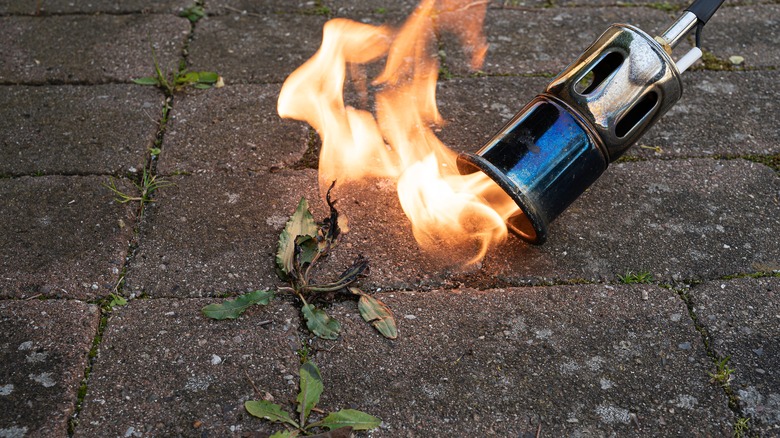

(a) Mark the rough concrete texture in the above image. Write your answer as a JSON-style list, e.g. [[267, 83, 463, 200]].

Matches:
[[75, 299, 301, 437], [689, 277, 780, 434], [124, 170, 321, 298], [434, 71, 780, 159], [0, 0, 190, 14], [704, 5, 780, 69], [157, 84, 310, 175], [0, 300, 99, 437], [315, 285, 732, 436], [0, 176, 135, 299], [187, 14, 327, 84], [209, 0, 337, 14], [0, 15, 189, 84], [0, 85, 163, 176]]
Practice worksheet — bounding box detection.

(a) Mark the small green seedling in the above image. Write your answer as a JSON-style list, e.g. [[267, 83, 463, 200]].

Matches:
[[709, 356, 734, 387], [133, 48, 221, 94], [180, 4, 205, 22], [245, 360, 380, 436], [104, 167, 173, 215], [733, 417, 749, 438], [618, 271, 654, 284], [202, 184, 398, 340]]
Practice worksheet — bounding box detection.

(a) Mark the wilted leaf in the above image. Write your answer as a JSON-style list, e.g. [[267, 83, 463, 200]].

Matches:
[[356, 290, 397, 339], [302, 304, 341, 339], [133, 76, 159, 85], [277, 198, 318, 278], [244, 400, 299, 428], [316, 409, 380, 431], [295, 235, 319, 270], [305, 256, 368, 293], [201, 290, 274, 320], [296, 361, 323, 424], [269, 431, 299, 438]]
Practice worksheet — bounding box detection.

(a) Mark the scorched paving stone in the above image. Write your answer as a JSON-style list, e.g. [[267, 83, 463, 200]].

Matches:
[[688, 277, 780, 435], [0, 300, 99, 437], [186, 13, 327, 84], [0, 85, 164, 176], [74, 299, 301, 437], [442, 7, 672, 76], [0, 15, 189, 84], [484, 158, 780, 285], [0, 176, 135, 300], [0, 0, 190, 14], [313, 285, 732, 436], [157, 84, 309, 175]]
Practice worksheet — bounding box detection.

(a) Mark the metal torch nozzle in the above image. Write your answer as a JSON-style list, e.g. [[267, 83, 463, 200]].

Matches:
[[457, 0, 726, 244]]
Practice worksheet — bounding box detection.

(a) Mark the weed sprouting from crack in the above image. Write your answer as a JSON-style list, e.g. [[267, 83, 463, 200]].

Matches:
[[618, 270, 654, 284], [104, 167, 174, 216]]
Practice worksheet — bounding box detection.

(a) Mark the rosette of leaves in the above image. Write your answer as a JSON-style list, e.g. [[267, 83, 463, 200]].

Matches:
[[202, 185, 397, 340], [245, 360, 380, 436]]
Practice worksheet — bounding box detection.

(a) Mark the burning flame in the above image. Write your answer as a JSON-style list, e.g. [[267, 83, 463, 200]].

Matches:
[[278, 0, 519, 264]]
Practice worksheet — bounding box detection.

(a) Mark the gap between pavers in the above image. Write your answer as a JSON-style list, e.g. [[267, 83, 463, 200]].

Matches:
[[0, 14, 189, 84], [0, 299, 100, 437], [306, 284, 732, 435], [0, 84, 164, 176], [0, 176, 136, 300], [688, 277, 780, 434], [74, 298, 301, 437]]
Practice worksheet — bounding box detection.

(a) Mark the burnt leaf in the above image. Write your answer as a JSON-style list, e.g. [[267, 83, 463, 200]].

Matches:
[[201, 290, 274, 320], [296, 361, 323, 425], [319, 181, 342, 249], [312, 409, 381, 431], [355, 289, 398, 339], [245, 400, 300, 429], [295, 235, 319, 270], [302, 304, 341, 339], [305, 256, 369, 293], [277, 198, 318, 278]]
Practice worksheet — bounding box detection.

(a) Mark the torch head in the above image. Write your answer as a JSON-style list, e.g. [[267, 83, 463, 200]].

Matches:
[[458, 22, 686, 244]]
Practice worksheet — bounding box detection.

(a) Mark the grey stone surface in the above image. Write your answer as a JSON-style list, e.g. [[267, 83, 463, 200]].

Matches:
[[124, 170, 321, 297], [314, 285, 732, 436], [443, 7, 673, 75], [75, 299, 301, 437], [0, 15, 189, 84], [0, 300, 99, 437], [157, 84, 309, 175], [483, 158, 780, 285], [209, 0, 334, 14], [704, 5, 780, 69], [0, 176, 135, 299], [689, 277, 780, 434], [0, 0, 190, 14], [187, 14, 327, 84], [0, 85, 163, 176], [434, 70, 780, 159]]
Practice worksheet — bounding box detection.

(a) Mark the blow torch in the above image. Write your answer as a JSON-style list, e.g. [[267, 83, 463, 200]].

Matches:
[[457, 0, 727, 244]]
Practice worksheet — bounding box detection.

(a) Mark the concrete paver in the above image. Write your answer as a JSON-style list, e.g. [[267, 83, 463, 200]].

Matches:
[[0, 176, 135, 299], [0, 85, 164, 176], [314, 285, 732, 436], [187, 13, 327, 84], [0, 0, 190, 14], [705, 5, 780, 69], [0, 15, 189, 84], [689, 277, 780, 434], [0, 300, 99, 437], [158, 84, 310, 175], [76, 299, 301, 437]]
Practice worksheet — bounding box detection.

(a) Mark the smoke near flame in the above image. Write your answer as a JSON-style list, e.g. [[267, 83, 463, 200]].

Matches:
[[278, 0, 519, 263]]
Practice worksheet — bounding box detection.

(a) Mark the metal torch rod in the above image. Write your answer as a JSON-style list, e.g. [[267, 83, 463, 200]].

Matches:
[[660, 0, 727, 49]]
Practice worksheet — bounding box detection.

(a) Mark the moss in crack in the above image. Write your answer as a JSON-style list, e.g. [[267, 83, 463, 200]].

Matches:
[[721, 271, 780, 280], [698, 50, 734, 71], [67, 306, 110, 436], [645, 1, 679, 12], [291, 128, 322, 170], [714, 154, 780, 174]]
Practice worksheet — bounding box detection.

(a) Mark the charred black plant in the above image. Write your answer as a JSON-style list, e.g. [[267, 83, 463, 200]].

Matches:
[[202, 183, 397, 340]]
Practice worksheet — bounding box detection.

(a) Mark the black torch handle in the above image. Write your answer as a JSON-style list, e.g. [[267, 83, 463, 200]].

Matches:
[[686, 0, 726, 24]]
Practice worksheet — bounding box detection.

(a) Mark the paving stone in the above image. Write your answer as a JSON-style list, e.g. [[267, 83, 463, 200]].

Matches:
[[0, 15, 189, 84], [75, 299, 301, 437], [689, 277, 780, 434], [0, 176, 135, 299], [313, 285, 732, 435], [124, 170, 321, 298], [704, 4, 780, 70], [187, 14, 327, 84], [0, 85, 163, 176], [434, 71, 780, 160], [157, 84, 309, 175], [443, 7, 673, 76], [482, 158, 780, 284], [209, 0, 333, 14], [0, 0, 190, 14], [0, 299, 99, 437]]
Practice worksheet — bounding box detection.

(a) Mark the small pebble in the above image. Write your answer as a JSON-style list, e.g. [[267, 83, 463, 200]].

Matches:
[[729, 55, 744, 66]]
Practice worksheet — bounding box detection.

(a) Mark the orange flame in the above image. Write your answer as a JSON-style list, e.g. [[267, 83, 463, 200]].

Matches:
[[278, 0, 518, 264]]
